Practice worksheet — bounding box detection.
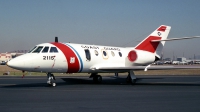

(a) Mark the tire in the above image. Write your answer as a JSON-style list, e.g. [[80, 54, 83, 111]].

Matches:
[[93, 75, 102, 84]]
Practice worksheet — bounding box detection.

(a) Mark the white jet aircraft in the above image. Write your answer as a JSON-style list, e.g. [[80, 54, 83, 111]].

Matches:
[[7, 25, 200, 86]]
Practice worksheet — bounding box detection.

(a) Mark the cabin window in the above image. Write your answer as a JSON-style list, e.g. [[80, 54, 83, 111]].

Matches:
[[102, 50, 109, 59], [50, 47, 58, 53], [94, 50, 98, 56], [103, 51, 107, 56], [111, 51, 115, 57], [28, 46, 37, 53], [84, 49, 91, 61], [118, 52, 122, 57], [32, 46, 43, 53], [42, 47, 49, 53]]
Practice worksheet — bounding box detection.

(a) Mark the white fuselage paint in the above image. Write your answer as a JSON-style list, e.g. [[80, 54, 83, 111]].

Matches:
[[8, 43, 155, 73]]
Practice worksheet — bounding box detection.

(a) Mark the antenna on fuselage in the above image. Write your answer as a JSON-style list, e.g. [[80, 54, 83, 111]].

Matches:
[[55, 37, 58, 42]]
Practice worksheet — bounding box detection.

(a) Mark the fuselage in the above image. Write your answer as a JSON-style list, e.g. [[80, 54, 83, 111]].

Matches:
[[7, 42, 155, 73]]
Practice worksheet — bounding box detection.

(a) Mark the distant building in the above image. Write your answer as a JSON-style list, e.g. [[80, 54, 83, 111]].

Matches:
[[0, 53, 12, 62], [177, 57, 187, 62], [0, 53, 24, 63]]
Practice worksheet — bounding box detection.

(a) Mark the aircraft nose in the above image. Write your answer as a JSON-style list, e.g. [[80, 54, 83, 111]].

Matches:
[[7, 59, 24, 70]]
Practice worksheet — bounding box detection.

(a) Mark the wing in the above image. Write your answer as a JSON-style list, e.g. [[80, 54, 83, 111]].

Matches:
[[91, 65, 200, 72]]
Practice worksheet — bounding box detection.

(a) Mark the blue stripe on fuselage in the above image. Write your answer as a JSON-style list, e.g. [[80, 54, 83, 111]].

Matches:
[[65, 43, 83, 72]]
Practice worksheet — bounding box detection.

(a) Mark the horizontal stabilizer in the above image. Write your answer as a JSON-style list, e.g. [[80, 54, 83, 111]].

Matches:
[[151, 36, 200, 42]]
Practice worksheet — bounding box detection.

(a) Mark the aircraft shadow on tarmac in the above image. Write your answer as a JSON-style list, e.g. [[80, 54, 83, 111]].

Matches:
[[60, 77, 164, 85], [61, 77, 200, 86], [1, 76, 200, 88]]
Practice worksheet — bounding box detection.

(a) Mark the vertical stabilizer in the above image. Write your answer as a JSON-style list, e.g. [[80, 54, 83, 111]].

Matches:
[[135, 25, 171, 58]]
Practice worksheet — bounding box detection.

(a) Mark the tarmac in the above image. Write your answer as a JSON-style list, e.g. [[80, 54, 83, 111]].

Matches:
[[0, 75, 200, 112]]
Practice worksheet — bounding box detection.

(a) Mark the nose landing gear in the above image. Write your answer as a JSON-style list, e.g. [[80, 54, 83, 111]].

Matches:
[[47, 73, 56, 87]]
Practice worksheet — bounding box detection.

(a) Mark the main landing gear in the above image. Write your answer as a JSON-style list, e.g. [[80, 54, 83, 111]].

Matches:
[[126, 70, 137, 84], [47, 73, 56, 87], [89, 73, 102, 84], [89, 71, 137, 84]]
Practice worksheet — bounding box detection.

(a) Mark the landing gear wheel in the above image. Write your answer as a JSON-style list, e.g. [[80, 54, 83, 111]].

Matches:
[[93, 75, 102, 84], [126, 74, 136, 84], [47, 73, 56, 87], [52, 83, 56, 87], [131, 79, 136, 84], [126, 75, 131, 83]]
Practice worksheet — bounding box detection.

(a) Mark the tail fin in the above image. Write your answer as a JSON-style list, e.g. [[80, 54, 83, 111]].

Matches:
[[135, 25, 171, 58]]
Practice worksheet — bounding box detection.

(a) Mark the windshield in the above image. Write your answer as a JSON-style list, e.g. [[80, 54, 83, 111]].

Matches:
[[28, 46, 37, 53], [32, 46, 44, 53], [28, 46, 58, 53], [42, 46, 49, 53], [50, 47, 58, 53]]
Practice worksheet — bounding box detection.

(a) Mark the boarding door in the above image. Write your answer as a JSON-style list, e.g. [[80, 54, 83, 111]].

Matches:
[[84, 49, 91, 61]]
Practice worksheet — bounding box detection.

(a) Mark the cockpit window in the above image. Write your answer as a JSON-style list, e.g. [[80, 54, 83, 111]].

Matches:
[[28, 46, 37, 53], [50, 47, 58, 53], [32, 46, 44, 53], [42, 47, 49, 53]]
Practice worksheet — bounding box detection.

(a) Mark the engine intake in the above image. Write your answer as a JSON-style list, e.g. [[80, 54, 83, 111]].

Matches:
[[126, 50, 156, 66]]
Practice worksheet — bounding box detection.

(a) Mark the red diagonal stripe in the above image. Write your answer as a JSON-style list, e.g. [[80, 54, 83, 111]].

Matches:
[[135, 36, 161, 53], [51, 42, 80, 73]]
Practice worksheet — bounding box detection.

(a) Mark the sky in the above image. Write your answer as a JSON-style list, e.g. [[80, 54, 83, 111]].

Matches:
[[0, 0, 200, 59]]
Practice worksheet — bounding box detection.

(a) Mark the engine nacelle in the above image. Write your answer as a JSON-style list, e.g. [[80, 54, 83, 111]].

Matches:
[[125, 50, 156, 66]]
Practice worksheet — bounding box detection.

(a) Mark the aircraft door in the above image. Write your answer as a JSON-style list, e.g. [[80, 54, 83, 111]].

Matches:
[[84, 49, 91, 61]]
